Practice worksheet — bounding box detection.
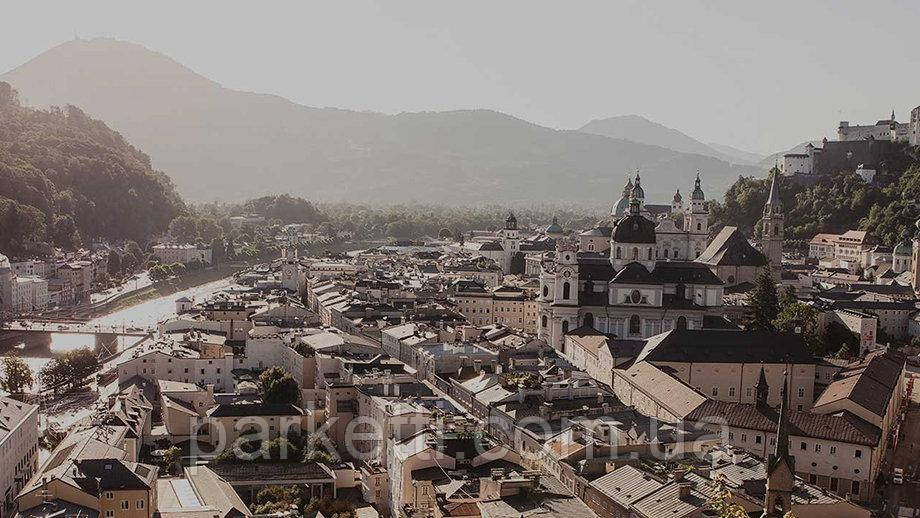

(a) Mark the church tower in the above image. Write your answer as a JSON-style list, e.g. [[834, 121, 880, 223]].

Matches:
[[685, 172, 709, 259], [500, 212, 520, 275], [762, 371, 795, 517], [761, 169, 784, 268], [281, 240, 301, 294]]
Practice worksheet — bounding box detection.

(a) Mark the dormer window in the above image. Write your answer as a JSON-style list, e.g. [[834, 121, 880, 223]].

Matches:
[[630, 290, 641, 304]]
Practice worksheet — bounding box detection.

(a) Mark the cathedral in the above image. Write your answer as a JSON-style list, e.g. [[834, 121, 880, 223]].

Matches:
[[538, 171, 782, 351]]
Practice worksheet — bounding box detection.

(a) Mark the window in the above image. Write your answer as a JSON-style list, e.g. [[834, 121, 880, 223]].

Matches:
[[541, 315, 547, 328], [809, 474, 817, 484], [632, 247, 639, 260], [121, 501, 129, 510], [696, 222, 701, 231], [740, 433, 747, 442], [815, 444, 821, 453], [755, 435, 762, 444], [664, 249, 669, 258], [728, 432, 734, 440], [746, 387, 752, 397], [829, 446, 836, 455], [830, 477, 838, 491], [105, 512, 114, 518], [562, 321, 569, 334], [728, 387, 735, 397], [676, 316, 687, 330], [630, 290, 641, 304], [854, 449, 861, 458], [797, 388, 805, 398], [562, 282, 571, 300], [629, 315, 641, 335], [711, 387, 719, 397], [647, 248, 653, 260], [542, 286, 548, 297], [851, 481, 860, 495], [137, 500, 145, 509], [584, 313, 594, 328], [616, 247, 622, 259], [105, 492, 114, 500], [800, 441, 807, 451]]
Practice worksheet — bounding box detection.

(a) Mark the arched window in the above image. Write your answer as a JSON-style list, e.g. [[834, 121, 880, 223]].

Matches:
[[562, 282, 571, 300], [629, 315, 641, 335], [727, 275, 735, 285], [696, 222, 702, 231], [674, 249, 679, 259], [632, 247, 639, 260], [647, 248, 653, 260], [664, 249, 669, 258], [588, 243, 595, 251], [542, 285, 549, 297], [676, 283, 686, 300], [584, 313, 594, 329], [676, 316, 688, 330], [616, 247, 622, 259], [562, 321, 569, 334], [773, 225, 779, 236], [541, 315, 547, 328]]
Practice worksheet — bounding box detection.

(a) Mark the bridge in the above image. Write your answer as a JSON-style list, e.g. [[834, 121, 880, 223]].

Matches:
[[1, 319, 154, 353]]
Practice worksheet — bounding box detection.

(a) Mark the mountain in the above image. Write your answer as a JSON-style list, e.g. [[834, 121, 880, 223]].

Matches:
[[706, 142, 766, 166], [0, 82, 184, 255], [579, 115, 763, 166], [2, 38, 761, 205]]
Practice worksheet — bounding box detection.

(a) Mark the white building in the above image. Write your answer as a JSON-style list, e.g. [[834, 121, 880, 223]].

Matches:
[[0, 255, 48, 314], [0, 396, 39, 518], [151, 244, 212, 265]]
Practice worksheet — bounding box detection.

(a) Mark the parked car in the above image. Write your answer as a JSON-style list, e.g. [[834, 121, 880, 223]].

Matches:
[[893, 467, 904, 485]]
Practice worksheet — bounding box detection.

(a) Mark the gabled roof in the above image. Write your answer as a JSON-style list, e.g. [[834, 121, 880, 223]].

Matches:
[[696, 226, 768, 267], [634, 329, 815, 365]]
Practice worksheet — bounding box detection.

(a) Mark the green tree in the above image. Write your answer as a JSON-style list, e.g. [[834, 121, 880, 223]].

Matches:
[[746, 269, 779, 330], [0, 354, 34, 394], [52, 215, 82, 250], [258, 367, 301, 405], [773, 302, 822, 354], [210, 237, 225, 265], [40, 348, 99, 391], [162, 446, 182, 475], [107, 251, 122, 275]]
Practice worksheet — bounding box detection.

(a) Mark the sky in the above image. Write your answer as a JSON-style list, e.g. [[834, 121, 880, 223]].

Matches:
[[2, 0, 919, 155]]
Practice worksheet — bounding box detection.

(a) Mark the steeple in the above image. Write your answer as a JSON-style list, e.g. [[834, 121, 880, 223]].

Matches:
[[505, 211, 517, 230], [691, 171, 705, 201], [630, 170, 645, 201], [755, 364, 769, 406], [763, 370, 795, 517], [764, 169, 783, 216]]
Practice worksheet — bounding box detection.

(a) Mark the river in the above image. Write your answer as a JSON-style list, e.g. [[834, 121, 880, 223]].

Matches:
[[14, 276, 238, 383]]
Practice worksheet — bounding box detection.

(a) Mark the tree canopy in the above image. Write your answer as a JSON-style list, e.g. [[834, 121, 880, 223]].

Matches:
[[0, 82, 185, 255]]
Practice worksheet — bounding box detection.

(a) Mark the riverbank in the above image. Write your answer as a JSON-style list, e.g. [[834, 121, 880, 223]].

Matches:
[[83, 262, 247, 319]]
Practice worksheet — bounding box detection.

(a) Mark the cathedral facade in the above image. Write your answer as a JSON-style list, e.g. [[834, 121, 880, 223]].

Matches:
[[538, 171, 781, 351]]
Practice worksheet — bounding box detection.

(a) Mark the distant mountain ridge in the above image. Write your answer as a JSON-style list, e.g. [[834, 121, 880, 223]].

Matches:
[[2, 38, 762, 205], [579, 115, 764, 166]]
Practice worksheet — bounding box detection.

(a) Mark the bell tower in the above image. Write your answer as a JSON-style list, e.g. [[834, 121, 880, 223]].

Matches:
[[500, 212, 520, 275], [761, 169, 784, 268], [762, 372, 795, 517], [685, 172, 709, 259]]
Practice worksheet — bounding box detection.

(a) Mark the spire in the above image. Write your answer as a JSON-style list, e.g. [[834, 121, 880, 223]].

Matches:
[[764, 169, 782, 215], [772, 370, 792, 466], [892, 108, 896, 122], [691, 171, 705, 201], [630, 169, 645, 201], [755, 364, 769, 407]]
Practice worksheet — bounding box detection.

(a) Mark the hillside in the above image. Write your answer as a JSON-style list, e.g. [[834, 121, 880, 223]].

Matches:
[[579, 114, 763, 166], [2, 38, 760, 205], [711, 143, 920, 246], [0, 82, 185, 255]]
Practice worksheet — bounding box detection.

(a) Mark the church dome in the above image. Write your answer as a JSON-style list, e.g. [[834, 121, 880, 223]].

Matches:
[[894, 241, 911, 256], [612, 195, 631, 216], [545, 217, 563, 235], [612, 214, 657, 244]]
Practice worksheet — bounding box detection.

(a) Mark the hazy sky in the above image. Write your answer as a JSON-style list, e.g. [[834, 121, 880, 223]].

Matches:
[[2, 1, 919, 154]]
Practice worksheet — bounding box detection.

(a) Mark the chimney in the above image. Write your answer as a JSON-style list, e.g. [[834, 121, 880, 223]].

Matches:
[[678, 482, 692, 500]]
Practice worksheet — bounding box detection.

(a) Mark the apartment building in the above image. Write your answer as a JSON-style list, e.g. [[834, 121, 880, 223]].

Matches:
[[0, 397, 38, 518]]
